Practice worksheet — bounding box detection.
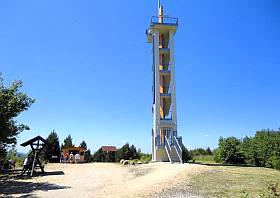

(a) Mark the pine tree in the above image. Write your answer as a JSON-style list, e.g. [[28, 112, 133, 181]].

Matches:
[[63, 134, 74, 148], [79, 140, 87, 150], [206, 147, 212, 155], [45, 130, 60, 162], [84, 149, 91, 162]]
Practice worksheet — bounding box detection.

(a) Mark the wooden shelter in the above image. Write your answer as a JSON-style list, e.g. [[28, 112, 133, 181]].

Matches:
[[62, 147, 86, 163], [20, 135, 48, 176]]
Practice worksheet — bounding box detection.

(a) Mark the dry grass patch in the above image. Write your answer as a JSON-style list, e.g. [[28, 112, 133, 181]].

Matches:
[[188, 165, 280, 198]]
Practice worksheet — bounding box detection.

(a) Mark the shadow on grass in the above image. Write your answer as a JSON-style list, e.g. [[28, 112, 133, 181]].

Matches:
[[190, 161, 255, 167], [0, 170, 69, 196]]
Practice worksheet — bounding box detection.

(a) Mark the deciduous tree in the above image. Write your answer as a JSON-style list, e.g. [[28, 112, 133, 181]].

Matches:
[[216, 137, 245, 164], [0, 75, 35, 158]]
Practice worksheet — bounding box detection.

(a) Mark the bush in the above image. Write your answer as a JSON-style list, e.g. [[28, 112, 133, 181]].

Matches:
[[139, 153, 152, 162], [84, 149, 92, 163], [182, 145, 192, 162], [252, 130, 280, 169], [1, 145, 26, 168], [215, 129, 280, 169], [215, 137, 245, 164], [265, 155, 280, 170], [213, 148, 222, 163]]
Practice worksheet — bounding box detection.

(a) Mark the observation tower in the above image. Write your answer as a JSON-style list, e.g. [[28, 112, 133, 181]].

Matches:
[[146, 1, 183, 162]]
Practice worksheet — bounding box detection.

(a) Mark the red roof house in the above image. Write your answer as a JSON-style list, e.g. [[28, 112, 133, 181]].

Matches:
[[101, 146, 117, 152]]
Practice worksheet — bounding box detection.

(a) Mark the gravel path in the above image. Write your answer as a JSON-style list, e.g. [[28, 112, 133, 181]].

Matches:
[[2, 162, 209, 198]]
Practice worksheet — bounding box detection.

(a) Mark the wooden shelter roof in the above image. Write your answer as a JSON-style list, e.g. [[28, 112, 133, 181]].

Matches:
[[62, 146, 87, 152], [20, 135, 48, 147]]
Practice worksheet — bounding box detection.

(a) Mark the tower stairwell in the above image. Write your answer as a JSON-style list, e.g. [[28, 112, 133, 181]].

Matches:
[[147, 1, 183, 163]]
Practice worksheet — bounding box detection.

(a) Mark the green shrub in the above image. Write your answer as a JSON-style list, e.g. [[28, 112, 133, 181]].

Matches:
[[140, 154, 152, 162], [215, 129, 280, 170], [182, 144, 192, 162], [265, 155, 280, 170], [215, 137, 245, 164], [213, 148, 222, 163]]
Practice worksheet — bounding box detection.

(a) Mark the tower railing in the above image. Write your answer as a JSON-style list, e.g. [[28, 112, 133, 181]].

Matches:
[[160, 114, 172, 120], [151, 16, 178, 25], [164, 136, 172, 162], [174, 136, 183, 163], [159, 108, 173, 120], [155, 135, 160, 147]]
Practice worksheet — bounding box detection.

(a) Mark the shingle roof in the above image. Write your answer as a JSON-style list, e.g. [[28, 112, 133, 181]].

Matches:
[[101, 146, 117, 152], [20, 135, 48, 147], [62, 146, 87, 151]]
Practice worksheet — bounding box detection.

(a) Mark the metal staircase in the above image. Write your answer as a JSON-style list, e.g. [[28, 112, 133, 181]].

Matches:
[[165, 136, 183, 163], [164, 136, 172, 161], [173, 136, 183, 163]]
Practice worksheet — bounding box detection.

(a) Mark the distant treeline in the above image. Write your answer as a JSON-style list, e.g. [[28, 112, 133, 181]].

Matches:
[[91, 143, 151, 163], [190, 147, 213, 156], [43, 130, 151, 163]]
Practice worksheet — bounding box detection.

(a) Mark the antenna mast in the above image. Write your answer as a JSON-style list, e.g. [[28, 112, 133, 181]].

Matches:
[[158, 0, 164, 21]]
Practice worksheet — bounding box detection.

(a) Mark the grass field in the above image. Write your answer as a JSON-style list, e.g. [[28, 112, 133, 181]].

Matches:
[[193, 155, 217, 164], [188, 165, 280, 198]]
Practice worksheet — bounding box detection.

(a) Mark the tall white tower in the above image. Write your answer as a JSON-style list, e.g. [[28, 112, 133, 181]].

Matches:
[[146, 2, 183, 162]]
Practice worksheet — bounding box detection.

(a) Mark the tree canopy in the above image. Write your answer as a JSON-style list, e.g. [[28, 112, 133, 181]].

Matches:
[[181, 144, 192, 162], [190, 147, 212, 156], [0, 75, 35, 158], [214, 129, 280, 170], [115, 143, 139, 161], [62, 134, 74, 148], [214, 136, 245, 164], [91, 143, 147, 163], [44, 130, 60, 162], [79, 140, 87, 150]]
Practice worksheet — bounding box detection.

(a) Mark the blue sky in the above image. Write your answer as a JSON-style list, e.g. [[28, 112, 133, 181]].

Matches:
[[1, 0, 279, 153]]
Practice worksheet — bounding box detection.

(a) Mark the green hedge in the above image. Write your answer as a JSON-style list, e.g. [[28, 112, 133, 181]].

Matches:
[[214, 129, 280, 170]]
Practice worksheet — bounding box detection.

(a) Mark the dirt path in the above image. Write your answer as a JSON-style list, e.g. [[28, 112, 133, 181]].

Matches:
[[3, 163, 209, 198]]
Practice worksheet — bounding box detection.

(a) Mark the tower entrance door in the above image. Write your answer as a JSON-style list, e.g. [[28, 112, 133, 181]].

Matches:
[[160, 128, 172, 146]]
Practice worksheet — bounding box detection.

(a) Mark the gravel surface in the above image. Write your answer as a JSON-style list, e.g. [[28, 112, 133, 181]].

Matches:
[[2, 162, 209, 198]]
